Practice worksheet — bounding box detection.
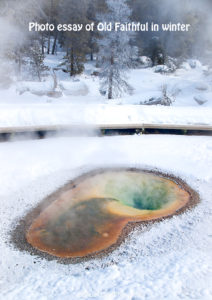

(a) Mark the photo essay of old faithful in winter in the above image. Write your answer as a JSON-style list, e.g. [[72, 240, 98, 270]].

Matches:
[[0, 1, 212, 299]]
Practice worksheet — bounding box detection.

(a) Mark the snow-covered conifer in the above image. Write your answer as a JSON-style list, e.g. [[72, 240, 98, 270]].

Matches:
[[97, 0, 134, 99], [28, 42, 49, 81]]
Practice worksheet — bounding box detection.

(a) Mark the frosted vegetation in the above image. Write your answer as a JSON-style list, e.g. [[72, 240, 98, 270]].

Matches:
[[97, 0, 135, 99], [0, 1, 212, 299], [0, 0, 212, 103]]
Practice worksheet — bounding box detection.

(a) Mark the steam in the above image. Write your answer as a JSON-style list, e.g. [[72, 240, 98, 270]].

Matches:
[[0, 0, 212, 88], [0, 0, 45, 84], [151, 0, 212, 59], [0, 15, 23, 86]]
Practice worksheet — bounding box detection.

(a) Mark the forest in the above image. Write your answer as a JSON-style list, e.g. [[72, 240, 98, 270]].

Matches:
[[0, 0, 212, 99]]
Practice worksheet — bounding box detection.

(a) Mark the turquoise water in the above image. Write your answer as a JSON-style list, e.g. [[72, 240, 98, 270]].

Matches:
[[105, 175, 171, 210]]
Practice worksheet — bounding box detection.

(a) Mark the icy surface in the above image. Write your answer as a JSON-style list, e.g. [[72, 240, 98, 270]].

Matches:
[[0, 135, 212, 299]]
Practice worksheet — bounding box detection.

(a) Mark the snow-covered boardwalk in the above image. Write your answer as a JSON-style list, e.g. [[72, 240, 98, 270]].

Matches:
[[0, 104, 212, 132]]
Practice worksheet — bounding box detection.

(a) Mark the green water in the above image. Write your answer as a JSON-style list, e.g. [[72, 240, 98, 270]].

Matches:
[[37, 173, 174, 254], [27, 170, 187, 257], [105, 174, 171, 210]]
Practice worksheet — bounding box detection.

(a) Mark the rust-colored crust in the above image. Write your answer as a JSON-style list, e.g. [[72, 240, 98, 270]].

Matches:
[[10, 168, 200, 264]]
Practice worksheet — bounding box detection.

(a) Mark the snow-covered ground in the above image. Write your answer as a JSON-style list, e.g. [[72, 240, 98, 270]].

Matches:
[[0, 104, 212, 129], [0, 54, 212, 129], [0, 52, 212, 299], [0, 135, 212, 299], [2, 54, 212, 107]]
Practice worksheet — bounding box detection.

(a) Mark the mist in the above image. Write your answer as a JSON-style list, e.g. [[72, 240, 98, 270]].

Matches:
[[0, 0, 211, 85], [0, 0, 211, 107], [136, 0, 212, 60], [0, 0, 46, 87]]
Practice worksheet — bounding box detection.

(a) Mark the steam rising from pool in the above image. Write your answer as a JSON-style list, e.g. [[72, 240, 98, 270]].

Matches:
[[26, 169, 191, 258]]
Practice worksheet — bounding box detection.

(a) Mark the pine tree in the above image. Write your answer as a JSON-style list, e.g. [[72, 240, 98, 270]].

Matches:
[[97, 0, 134, 99], [29, 42, 49, 81], [42, 0, 60, 55], [86, 0, 107, 61], [58, 0, 89, 76]]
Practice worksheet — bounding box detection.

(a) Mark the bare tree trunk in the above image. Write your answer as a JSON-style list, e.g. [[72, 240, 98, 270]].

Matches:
[[70, 47, 74, 76], [47, 32, 51, 54], [52, 31, 58, 55], [41, 34, 45, 55], [52, 69, 57, 90], [108, 74, 113, 99], [96, 55, 99, 68], [108, 54, 114, 99], [37, 68, 41, 82], [47, 0, 53, 55]]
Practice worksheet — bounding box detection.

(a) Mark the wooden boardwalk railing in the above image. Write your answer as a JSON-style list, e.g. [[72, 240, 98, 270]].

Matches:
[[0, 123, 212, 134]]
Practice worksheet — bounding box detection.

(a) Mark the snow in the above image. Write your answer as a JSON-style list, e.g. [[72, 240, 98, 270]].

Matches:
[[0, 56, 212, 129], [0, 135, 212, 299], [0, 53, 212, 299], [1, 55, 211, 109], [0, 104, 211, 129], [60, 80, 89, 96]]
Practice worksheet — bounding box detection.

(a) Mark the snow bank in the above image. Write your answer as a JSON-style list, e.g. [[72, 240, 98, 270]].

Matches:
[[1, 56, 212, 109], [0, 104, 211, 129], [60, 80, 89, 96]]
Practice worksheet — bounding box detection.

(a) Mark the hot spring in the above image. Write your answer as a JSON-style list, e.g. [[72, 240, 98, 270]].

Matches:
[[26, 169, 196, 258]]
